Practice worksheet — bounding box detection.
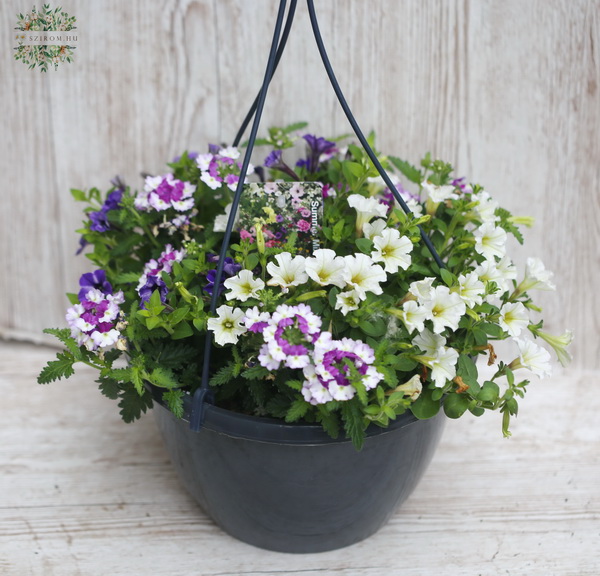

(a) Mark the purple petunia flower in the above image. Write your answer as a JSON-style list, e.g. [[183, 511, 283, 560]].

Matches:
[[78, 269, 113, 301], [204, 256, 242, 297], [299, 134, 337, 173]]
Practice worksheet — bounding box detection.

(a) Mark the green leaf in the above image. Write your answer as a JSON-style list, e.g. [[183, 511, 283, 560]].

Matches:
[[410, 387, 441, 419], [389, 156, 423, 184], [443, 393, 470, 419], [146, 366, 179, 389], [38, 352, 75, 383], [358, 318, 386, 337], [440, 268, 457, 287], [285, 399, 309, 423], [163, 389, 185, 419], [210, 363, 236, 387], [172, 321, 193, 340], [130, 365, 145, 395], [113, 271, 142, 284], [355, 237, 373, 254], [478, 381, 500, 403], [119, 387, 153, 422], [341, 400, 366, 450], [70, 188, 87, 202], [146, 316, 163, 330], [457, 354, 478, 385], [98, 376, 120, 399]]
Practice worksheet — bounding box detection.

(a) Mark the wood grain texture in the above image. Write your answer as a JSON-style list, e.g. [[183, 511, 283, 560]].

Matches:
[[1, 0, 599, 367], [2, 341, 599, 575]]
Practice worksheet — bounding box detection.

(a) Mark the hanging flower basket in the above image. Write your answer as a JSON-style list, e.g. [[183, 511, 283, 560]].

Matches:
[[38, 0, 572, 553]]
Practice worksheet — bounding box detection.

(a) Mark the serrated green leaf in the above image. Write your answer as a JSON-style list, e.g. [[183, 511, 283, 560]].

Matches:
[[146, 366, 179, 388], [389, 156, 423, 184], [98, 376, 120, 399], [341, 400, 366, 450], [163, 389, 185, 418], [38, 352, 75, 383], [285, 399, 309, 423], [118, 387, 153, 422]]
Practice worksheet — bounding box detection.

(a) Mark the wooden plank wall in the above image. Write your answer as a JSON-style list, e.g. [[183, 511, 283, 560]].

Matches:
[[1, 0, 598, 368]]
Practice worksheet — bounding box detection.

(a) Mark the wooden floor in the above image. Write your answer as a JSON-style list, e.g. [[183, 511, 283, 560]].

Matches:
[[1, 341, 598, 576]]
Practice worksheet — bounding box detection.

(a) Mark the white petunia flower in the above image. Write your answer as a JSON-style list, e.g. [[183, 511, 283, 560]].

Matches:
[[395, 374, 423, 401], [401, 300, 429, 333], [362, 218, 387, 241], [266, 252, 308, 290], [371, 228, 413, 273], [335, 290, 361, 315], [511, 338, 553, 378], [516, 257, 556, 294], [534, 329, 573, 367], [342, 253, 387, 299], [413, 328, 446, 356], [305, 249, 346, 288], [422, 181, 458, 203], [472, 190, 500, 224], [423, 285, 466, 334], [347, 194, 388, 231], [224, 270, 265, 302], [207, 305, 247, 346], [498, 302, 529, 337], [474, 222, 507, 261], [496, 256, 518, 285], [475, 260, 507, 294], [429, 347, 459, 387], [456, 272, 485, 308], [213, 203, 239, 232], [408, 277, 436, 303]]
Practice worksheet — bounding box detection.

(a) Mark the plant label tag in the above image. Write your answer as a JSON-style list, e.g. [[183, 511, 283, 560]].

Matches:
[[239, 182, 323, 254]]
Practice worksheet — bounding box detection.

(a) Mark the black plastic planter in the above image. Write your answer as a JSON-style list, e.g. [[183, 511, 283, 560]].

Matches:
[[151, 386, 445, 553]]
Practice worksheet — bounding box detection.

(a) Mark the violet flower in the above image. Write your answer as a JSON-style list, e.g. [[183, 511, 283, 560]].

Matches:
[[204, 256, 242, 297], [298, 134, 337, 173], [78, 270, 113, 301]]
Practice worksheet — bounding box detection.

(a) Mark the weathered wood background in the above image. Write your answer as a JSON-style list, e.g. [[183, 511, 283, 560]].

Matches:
[[1, 0, 598, 367]]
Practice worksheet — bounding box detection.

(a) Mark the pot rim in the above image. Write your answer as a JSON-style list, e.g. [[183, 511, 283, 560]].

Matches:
[[149, 384, 430, 445]]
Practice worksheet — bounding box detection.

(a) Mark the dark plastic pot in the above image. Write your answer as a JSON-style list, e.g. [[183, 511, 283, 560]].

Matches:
[[151, 386, 445, 553]]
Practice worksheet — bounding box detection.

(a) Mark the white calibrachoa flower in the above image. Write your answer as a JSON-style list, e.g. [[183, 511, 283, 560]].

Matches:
[[511, 338, 553, 378], [413, 329, 446, 356], [335, 290, 361, 315], [224, 270, 265, 302], [476, 260, 508, 294], [266, 252, 308, 290], [401, 300, 429, 333], [207, 305, 246, 346], [516, 257, 556, 294], [347, 194, 388, 231], [474, 222, 508, 261], [496, 256, 518, 285], [473, 190, 500, 224], [342, 253, 387, 300], [395, 374, 423, 401], [456, 272, 485, 308], [534, 329, 574, 367], [305, 249, 346, 288], [362, 218, 387, 241], [213, 203, 239, 232], [371, 228, 413, 273], [408, 277, 436, 302], [423, 286, 466, 334], [422, 181, 457, 203], [428, 347, 460, 387], [499, 302, 529, 337], [414, 339, 459, 388]]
